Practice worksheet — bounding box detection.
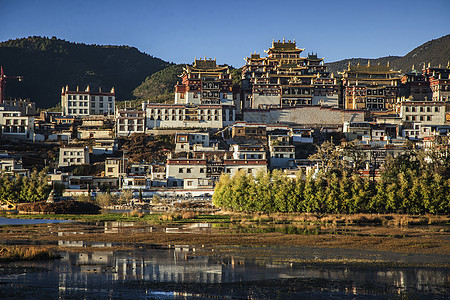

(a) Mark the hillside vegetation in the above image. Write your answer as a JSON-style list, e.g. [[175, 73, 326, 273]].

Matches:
[[327, 34, 450, 73], [0, 36, 169, 108], [132, 64, 185, 103]]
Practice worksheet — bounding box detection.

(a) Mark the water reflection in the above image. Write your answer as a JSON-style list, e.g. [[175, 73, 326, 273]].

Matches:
[[0, 217, 72, 226], [1, 245, 447, 299]]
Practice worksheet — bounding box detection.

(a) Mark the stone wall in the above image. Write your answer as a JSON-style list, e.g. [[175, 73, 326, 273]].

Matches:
[[243, 106, 364, 126]]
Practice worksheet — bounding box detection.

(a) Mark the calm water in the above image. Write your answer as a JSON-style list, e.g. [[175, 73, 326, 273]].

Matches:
[[0, 221, 449, 299], [1, 244, 449, 299], [0, 217, 73, 226]]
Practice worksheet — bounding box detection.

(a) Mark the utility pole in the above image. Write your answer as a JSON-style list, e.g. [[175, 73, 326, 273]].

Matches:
[[0, 66, 23, 104]]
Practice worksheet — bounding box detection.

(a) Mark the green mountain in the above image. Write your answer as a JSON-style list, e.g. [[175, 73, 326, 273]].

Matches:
[[326, 34, 450, 74], [0, 36, 170, 108], [132, 64, 185, 104]]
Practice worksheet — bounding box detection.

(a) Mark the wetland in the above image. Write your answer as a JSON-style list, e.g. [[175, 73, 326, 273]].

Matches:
[[0, 212, 449, 299]]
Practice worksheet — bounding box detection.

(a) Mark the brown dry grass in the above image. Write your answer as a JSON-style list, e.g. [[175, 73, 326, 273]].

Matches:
[[0, 245, 56, 262], [1, 219, 448, 256]]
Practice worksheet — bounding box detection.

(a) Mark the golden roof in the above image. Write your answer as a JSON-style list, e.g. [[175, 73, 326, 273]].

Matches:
[[344, 63, 400, 74], [267, 38, 304, 53]]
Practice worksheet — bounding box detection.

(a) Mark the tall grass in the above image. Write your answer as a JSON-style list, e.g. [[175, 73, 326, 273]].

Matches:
[[0, 245, 57, 262]]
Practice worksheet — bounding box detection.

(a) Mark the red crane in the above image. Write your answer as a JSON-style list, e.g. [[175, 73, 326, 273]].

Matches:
[[0, 66, 23, 104]]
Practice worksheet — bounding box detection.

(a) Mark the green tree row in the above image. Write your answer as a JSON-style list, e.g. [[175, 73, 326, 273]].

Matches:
[[0, 170, 51, 205], [213, 169, 450, 214], [213, 141, 450, 214]]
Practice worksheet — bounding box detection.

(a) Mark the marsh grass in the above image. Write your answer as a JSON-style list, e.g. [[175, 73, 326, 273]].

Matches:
[[0, 245, 57, 262], [2, 212, 448, 228]]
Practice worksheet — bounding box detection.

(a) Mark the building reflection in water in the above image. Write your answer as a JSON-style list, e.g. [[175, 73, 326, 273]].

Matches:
[[50, 241, 450, 298]]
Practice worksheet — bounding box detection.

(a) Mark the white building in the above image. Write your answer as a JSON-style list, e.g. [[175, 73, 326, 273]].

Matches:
[[0, 109, 34, 140], [115, 109, 145, 136], [230, 144, 266, 160], [61, 86, 115, 117], [268, 135, 295, 169], [290, 128, 314, 143], [0, 152, 26, 175], [59, 147, 90, 167], [398, 100, 446, 125], [144, 103, 235, 130], [175, 132, 211, 153], [166, 154, 267, 188]]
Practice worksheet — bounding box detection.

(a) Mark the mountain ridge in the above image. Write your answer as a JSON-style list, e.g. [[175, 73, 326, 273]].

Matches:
[[326, 35, 450, 74], [0, 36, 170, 108]]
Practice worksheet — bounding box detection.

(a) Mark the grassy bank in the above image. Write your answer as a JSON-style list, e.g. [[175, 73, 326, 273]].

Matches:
[[1, 211, 231, 224], [0, 245, 57, 262], [2, 211, 449, 227]]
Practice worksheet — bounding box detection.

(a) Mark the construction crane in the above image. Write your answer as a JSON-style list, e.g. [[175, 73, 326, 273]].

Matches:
[[0, 66, 23, 104]]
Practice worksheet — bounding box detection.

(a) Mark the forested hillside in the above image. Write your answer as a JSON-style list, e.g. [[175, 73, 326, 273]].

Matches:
[[0, 36, 169, 108], [326, 34, 450, 74]]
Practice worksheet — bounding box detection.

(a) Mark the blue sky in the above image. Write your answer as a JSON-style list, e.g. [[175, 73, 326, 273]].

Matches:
[[1, 0, 449, 67]]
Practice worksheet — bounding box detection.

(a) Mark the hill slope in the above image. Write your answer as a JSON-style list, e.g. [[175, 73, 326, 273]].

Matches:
[[326, 34, 450, 74], [132, 64, 185, 103], [0, 36, 170, 108]]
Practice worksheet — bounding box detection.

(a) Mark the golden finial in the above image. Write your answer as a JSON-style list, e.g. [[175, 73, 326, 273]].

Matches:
[[367, 60, 371, 67], [412, 64, 414, 71], [283, 37, 285, 43], [348, 61, 351, 70], [387, 61, 390, 67]]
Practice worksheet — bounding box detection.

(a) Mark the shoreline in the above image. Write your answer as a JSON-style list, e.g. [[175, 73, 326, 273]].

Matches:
[[0, 212, 449, 258]]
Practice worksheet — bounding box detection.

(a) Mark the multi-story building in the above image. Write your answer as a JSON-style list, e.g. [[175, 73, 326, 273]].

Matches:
[[0, 99, 35, 115], [0, 152, 24, 174], [423, 65, 450, 102], [175, 58, 240, 109], [339, 62, 401, 110], [0, 109, 34, 140], [399, 68, 431, 102], [242, 39, 339, 109], [174, 132, 210, 153], [230, 144, 266, 160], [397, 100, 446, 125], [166, 149, 267, 187], [143, 103, 235, 129], [290, 128, 314, 143], [104, 158, 128, 177], [143, 58, 239, 130], [343, 122, 373, 140], [115, 109, 145, 136], [61, 86, 115, 117], [78, 117, 114, 140], [268, 134, 295, 169], [58, 147, 90, 167]]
